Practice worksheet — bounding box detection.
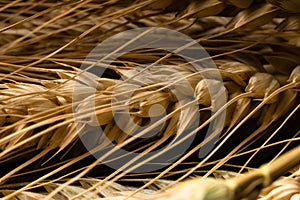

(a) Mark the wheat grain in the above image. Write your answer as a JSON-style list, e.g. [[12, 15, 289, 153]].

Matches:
[[0, 0, 299, 199]]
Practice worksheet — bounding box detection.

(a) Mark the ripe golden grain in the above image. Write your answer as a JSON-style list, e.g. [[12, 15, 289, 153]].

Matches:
[[0, 0, 299, 200]]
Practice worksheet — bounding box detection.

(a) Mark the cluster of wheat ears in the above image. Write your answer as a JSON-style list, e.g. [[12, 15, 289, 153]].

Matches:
[[0, 0, 299, 199]]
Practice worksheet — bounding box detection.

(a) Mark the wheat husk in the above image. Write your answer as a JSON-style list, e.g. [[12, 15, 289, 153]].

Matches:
[[0, 0, 299, 200]]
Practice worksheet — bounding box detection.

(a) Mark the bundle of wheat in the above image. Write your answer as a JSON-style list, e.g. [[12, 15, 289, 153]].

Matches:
[[0, 0, 299, 199]]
